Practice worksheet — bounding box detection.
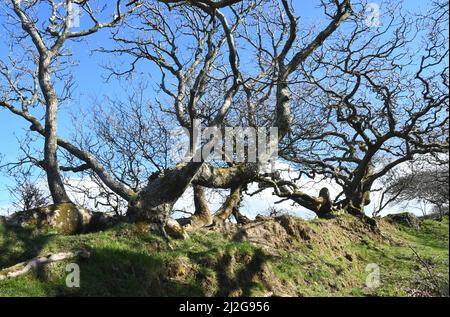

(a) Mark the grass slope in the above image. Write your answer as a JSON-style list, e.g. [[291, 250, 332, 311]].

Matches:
[[0, 215, 448, 297]]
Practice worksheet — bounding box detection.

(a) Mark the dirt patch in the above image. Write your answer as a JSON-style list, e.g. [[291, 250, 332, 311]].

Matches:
[[214, 214, 385, 260], [166, 256, 194, 281], [227, 216, 321, 253], [275, 215, 314, 241], [232, 220, 295, 252]]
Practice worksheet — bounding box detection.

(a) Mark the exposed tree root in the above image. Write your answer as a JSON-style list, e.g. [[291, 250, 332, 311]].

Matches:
[[0, 250, 90, 281]]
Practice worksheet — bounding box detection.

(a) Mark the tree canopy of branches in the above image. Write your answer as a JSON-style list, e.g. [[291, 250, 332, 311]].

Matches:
[[0, 0, 448, 236], [0, 0, 136, 204], [278, 0, 449, 216], [376, 156, 449, 217]]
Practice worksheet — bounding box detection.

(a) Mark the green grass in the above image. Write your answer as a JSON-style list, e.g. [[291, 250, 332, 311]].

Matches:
[[350, 217, 449, 296], [0, 216, 448, 297]]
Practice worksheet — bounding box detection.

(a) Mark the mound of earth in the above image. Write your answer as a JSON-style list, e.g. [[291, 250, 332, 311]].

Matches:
[[216, 214, 384, 255], [0, 213, 448, 297], [384, 212, 421, 230]]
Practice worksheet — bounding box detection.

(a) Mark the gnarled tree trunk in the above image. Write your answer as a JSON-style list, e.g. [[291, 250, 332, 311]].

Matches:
[[288, 187, 334, 219], [213, 184, 243, 225], [178, 185, 214, 233], [39, 56, 70, 204], [127, 162, 203, 224], [192, 185, 214, 227]]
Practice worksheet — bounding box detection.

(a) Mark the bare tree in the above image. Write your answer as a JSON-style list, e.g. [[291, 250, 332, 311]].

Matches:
[[0, 0, 134, 203], [272, 0, 449, 218], [61, 80, 174, 215], [49, 0, 353, 233], [10, 0, 445, 236], [375, 155, 449, 218], [9, 178, 50, 212]]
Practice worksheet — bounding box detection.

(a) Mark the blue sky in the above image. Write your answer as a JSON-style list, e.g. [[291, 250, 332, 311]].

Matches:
[[0, 0, 433, 213]]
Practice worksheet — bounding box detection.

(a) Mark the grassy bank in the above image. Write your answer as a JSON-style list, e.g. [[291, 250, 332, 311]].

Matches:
[[0, 214, 448, 297]]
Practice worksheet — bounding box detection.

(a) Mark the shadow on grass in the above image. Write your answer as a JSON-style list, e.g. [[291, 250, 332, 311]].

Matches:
[[1, 246, 210, 297], [1, 224, 270, 297], [69, 247, 206, 296], [182, 231, 272, 297], [0, 224, 54, 269], [214, 248, 268, 297]]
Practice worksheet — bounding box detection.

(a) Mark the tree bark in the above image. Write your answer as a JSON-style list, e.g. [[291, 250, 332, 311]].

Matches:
[[192, 185, 213, 224], [232, 208, 251, 225], [289, 187, 333, 218], [39, 56, 71, 204], [213, 185, 243, 224], [176, 185, 214, 233], [343, 189, 371, 216], [193, 163, 259, 188], [127, 162, 204, 224]]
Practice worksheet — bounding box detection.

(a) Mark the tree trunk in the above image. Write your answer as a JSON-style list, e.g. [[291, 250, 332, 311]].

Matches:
[[275, 80, 292, 140], [213, 185, 243, 224], [39, 56, 70, 204], [342, 189, 377, 228], [192, 185, 213, 226], [127, 161, 259, 233], [290, 187, 333, 219], [127, 162, 203, 225], [232, 208, 251, 225], [193, 163, 259, 189], [177, 185, 215, 233], [343, 186, 371, 216]]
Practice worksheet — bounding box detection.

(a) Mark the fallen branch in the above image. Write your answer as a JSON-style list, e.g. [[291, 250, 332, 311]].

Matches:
[[409, 245, 443, 295], [0, 250, 90, 281]]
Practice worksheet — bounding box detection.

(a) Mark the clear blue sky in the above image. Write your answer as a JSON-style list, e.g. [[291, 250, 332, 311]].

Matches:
[[0, 0, 430, 211]]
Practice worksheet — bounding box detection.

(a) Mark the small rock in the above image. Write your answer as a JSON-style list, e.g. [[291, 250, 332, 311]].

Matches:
[[384, 212, 421, 230]]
